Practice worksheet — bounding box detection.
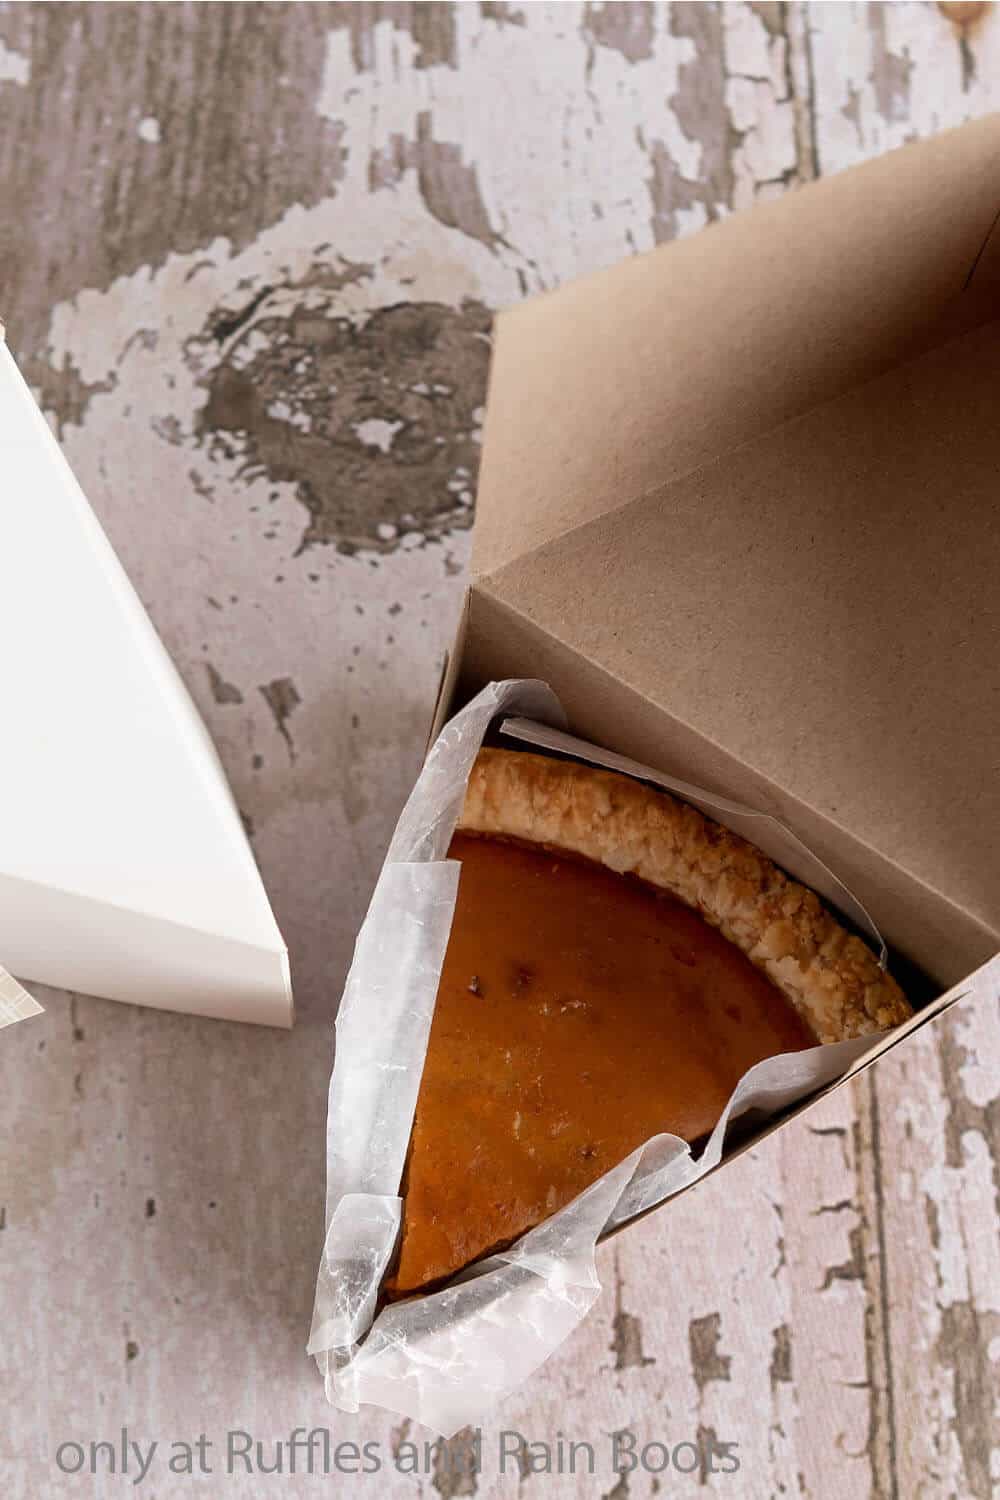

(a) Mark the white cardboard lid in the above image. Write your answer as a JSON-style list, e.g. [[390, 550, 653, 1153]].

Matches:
[[0, 339, 292, 1026]]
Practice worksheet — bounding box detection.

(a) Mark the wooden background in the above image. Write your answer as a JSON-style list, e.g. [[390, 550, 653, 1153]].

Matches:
[[1, 4, 998, 1496]]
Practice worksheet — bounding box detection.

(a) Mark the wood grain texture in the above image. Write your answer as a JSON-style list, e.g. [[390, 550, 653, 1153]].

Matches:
[[0, 4, 997, 1496]]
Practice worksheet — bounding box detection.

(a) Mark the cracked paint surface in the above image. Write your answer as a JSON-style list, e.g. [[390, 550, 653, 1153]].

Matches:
[[1, 4, 998, 1498], [199, 296, 490, 554]]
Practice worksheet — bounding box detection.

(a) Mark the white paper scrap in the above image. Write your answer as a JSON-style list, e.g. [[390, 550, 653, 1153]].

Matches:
[[0, 967, 43, 1029]]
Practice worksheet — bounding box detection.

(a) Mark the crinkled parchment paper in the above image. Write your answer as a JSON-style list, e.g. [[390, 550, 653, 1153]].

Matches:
[[309, 680, 889, 1434]]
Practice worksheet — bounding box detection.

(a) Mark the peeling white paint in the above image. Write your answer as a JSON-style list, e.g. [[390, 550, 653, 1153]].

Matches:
[[950, 999, 1000, 1110], [0, 39, 29, 87], [353, 417, 404, 453], [810, 0, 1000, 172]]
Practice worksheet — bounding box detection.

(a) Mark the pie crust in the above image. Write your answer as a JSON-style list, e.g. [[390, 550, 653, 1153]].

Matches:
[[457, 748, 910, 1044]]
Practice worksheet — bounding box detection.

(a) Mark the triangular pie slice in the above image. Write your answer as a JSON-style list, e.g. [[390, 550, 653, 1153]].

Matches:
[[386, 749, 910, 1298]]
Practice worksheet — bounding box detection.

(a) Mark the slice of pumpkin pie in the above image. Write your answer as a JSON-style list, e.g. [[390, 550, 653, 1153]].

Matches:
[[385, 749, 909, 1298]]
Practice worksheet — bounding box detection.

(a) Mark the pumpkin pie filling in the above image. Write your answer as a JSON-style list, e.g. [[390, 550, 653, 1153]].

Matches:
[[385, 751, 909, 1300]]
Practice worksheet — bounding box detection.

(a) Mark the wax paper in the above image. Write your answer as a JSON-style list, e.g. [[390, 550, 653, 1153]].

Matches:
[[309, 680, 889, 1434]]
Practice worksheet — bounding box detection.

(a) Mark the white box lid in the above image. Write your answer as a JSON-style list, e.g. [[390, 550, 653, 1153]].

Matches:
[[0, 339, 292, 1026]]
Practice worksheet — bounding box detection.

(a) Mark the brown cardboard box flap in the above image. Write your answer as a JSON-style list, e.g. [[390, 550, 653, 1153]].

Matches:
[[474, 113, 1000, 580], [465, 117, 1000, 982]]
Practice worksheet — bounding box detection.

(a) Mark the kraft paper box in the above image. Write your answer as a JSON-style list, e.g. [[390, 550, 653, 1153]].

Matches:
[[438, 113, 1000, 997], [0, 334, 291, 1026], [430, 116, 1000, 1233], [310, 116, 999, 1433]]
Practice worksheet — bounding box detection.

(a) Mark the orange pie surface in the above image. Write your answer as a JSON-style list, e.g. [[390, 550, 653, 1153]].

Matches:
[[387, 830, 815, 1298]]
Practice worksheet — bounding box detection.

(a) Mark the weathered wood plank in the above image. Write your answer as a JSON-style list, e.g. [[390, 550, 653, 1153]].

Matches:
[[0, 5, 997, 1496]]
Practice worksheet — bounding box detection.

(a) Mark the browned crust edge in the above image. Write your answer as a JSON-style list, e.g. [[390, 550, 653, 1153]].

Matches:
[[457, 748, 911, 1043]]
